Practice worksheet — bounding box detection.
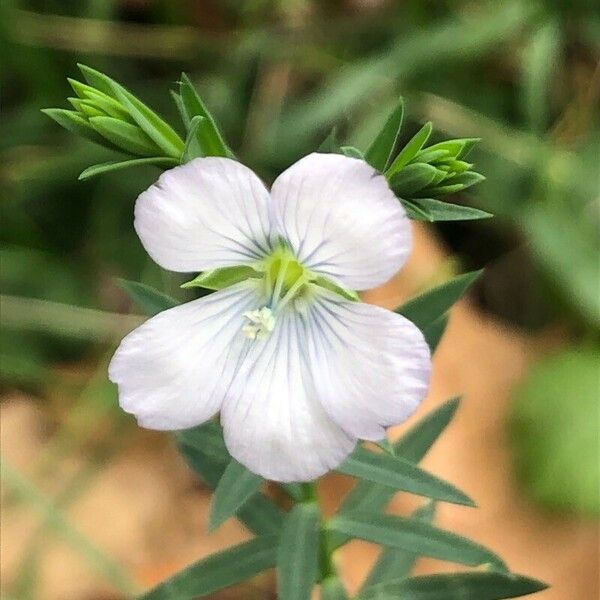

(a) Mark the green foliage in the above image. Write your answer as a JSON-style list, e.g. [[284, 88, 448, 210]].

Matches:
[[329, 511, 508, 572], [209, 459, 263, 531], [358, 572, 548, 600], [510, 347, 600, 515], [365, 98, 404, 172], [139, 535, 278, 600], [181, 265, 262, 291], [338, 447, 475, 507], [277, 503, 321, 600], [117, 280, 178, 316]]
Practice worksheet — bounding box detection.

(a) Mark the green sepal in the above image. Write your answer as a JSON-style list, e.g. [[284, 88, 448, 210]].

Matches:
[[328, 511, 508, 573], [340, 146, 365, 159], [139, 536, 279, 600], [318, 127, 341, 153], [181, 265, 262, 291], [386, 122, 433, 177], [277, 502, 321, 600], [41, 108, 119, 151], [358, 572, 548, 600], [401, 197, 492, 222], [312, 275, 360, 302], [88, 116, 159, 156], [412, 148, 450, 164], [390, 163, 439, 196], [79, 157, 178, 181], [209, 459, 263, 532], [179, 73, 233, 157], [365, 97, 404, 172], [118, 279, 178, 316]]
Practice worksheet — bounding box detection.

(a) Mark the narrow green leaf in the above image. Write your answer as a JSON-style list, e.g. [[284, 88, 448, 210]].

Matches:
[[79, 157, 178, 181], [77, 65, 184, 159], [420, 172, 485, 197], [112, 86, 184, 159], [337, 447, 474, 507], [318, 127, 340, 153], [329, 512, 507, 572], [405, 198, 492, 222], [412, 148, 451, 164], [69, 98, 105, 118], [68, 77, 98, 99], [182, 114, 231, 161], [340, 146, 365, 159], [365, 98, 404, 172], [82, 90, 133, 122], [422, 138, 481, 160], [332, 399, 460, 549], [181, 115, 206, 162], [312, 275, 360, 302], [419, 182, 465, 196], [359, 572, 548, 600], [176, 420, 228, 459], [140, 536, 278, 600], [422, 314, 449, 353], [396, 270, 483, 330], [182, 265, 262, 291], [322, 576, 349, 600], [170, 90, 189, 129], [277, 503, 321, 600], [395, 397, 461, 462], [210, 460, 263, 531], [390, 163, 439, 196], [177, 439, 284, 536], [387, 122, 433, 177], [88, 116, 158, 156], [401, 199, 433, 221], [118, 280, 178, 317], [361, 502, 436, 592], [41, 108, 118, 151], [179, 73, 232, 157]]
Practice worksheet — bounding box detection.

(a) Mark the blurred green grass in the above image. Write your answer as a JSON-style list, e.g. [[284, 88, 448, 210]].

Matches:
[[1, 0, 598, 595]]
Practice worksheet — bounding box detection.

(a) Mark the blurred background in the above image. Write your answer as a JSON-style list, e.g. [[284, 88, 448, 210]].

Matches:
[[1, 0, 599, 598]]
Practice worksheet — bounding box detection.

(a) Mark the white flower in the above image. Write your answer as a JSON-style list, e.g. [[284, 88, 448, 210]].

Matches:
[[109, 153, 431, 482]]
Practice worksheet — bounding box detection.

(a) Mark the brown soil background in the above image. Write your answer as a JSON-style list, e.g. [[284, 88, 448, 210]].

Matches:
[[2, 226, 598, 599]]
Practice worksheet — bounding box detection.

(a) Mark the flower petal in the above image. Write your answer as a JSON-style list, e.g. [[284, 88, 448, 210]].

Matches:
[[135, 157, 272, 272], [108, 282, 259, 430], [220, 308, 356, 482], [303, 289, 431, 440], [270, 153, 411, 290]]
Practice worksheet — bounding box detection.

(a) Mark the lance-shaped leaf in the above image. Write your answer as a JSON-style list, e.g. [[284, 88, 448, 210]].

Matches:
[[210, 459, 264, 531], [79, 157, 178, 181], [140, 535, 279, 600], [340, 146, 365, 159], [401, 199, 432, 221], [182, 265, 262, 291], [41, 108, 119, 151], [328, 512, 508, 572], [318, 127, 341, 153], [422, 314, 449, 353], [78, 64, 184, 159], [396, 270, 482, 330], [176, 420, 228, 459], [177, 439, 284, 536], [332, 398, 460, 548], [337, 447, 474, 506], [361, 502, 436, 592], [118, 280, 178, 317], [365, 98, 404, 172], [358, 571, 548, 600], [179, 73, 232, 157], [387, 122, 433, 177], [277, 502, 321, 600], [312, 275, 360, 302], [419, 171, 486, 197], [322, 576, 349, 600], [391, 163, 439, 196], [403, 197, 492, 222], [88, 116, 159, 156]]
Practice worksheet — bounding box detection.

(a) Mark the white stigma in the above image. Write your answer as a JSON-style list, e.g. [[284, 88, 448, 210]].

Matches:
[[242, 307, 276, 340]]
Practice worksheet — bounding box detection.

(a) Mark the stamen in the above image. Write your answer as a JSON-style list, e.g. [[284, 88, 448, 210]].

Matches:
[[242, 307, 276, 340]]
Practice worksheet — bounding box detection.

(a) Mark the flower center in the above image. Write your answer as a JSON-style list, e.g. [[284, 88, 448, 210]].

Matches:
[[242, 247, 311, 340]]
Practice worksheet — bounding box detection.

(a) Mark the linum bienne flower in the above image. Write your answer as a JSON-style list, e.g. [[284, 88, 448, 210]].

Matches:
[[109, 153, 432, 482]]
